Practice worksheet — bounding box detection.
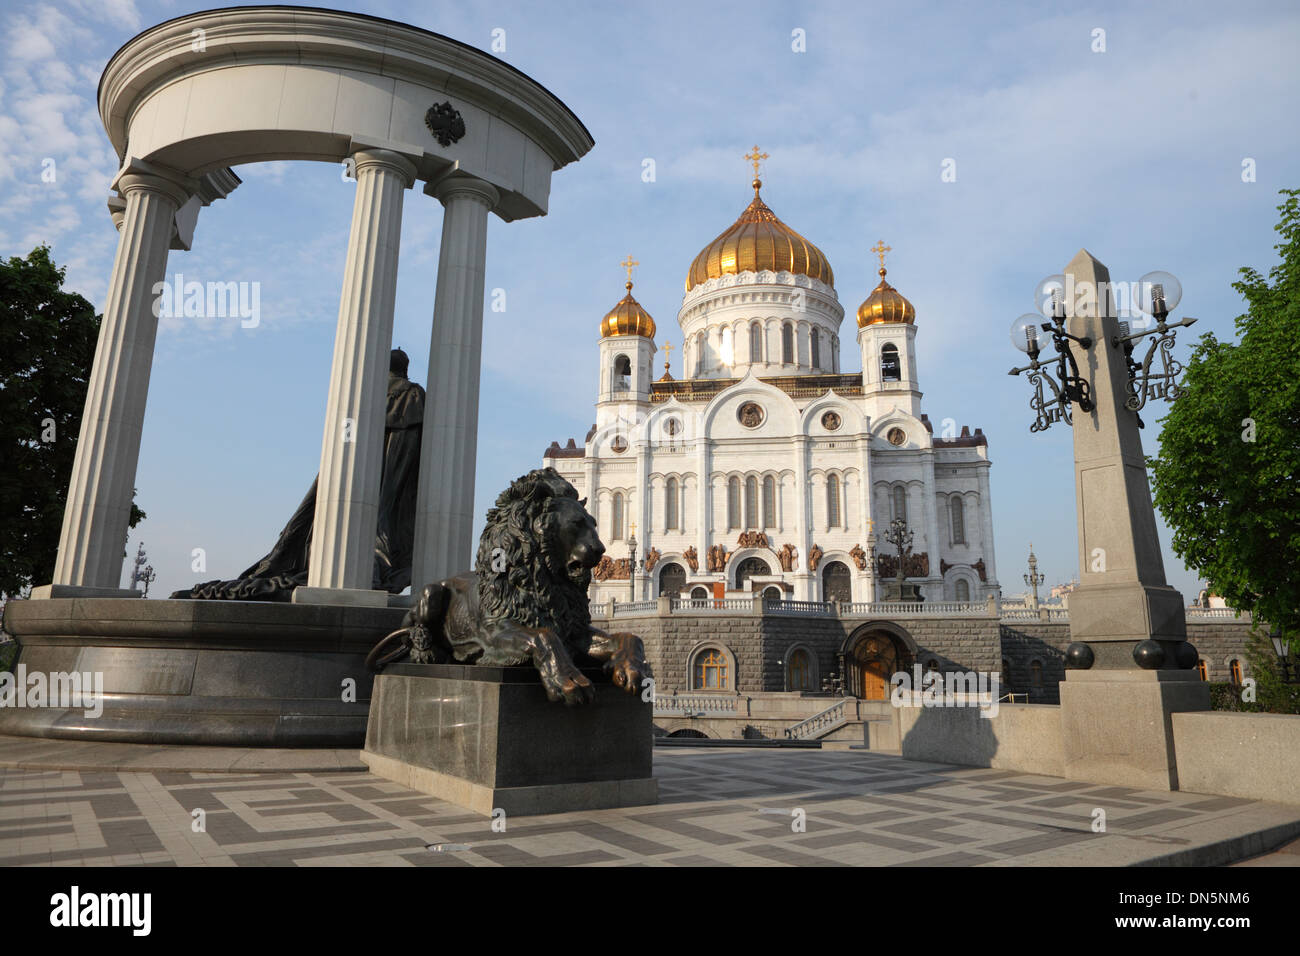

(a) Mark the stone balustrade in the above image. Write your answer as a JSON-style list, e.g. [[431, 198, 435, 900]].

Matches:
[[785, 699, 849, 739], [653, 694, 741, 716], [590, 597, 1247, 625]]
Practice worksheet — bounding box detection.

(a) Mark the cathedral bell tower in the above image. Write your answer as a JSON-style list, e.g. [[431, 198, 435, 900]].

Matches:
[[596, 256, 657, 428], [857, 241, 921, 419]]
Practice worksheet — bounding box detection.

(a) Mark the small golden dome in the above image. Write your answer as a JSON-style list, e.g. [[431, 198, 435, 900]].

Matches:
[[856, 268, 915, 327], [601, 281, 657, 338], [685, 179, 834, 292]]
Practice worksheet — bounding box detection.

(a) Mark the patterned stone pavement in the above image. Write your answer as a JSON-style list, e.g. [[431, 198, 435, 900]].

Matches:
[[4, 746, 1299, 866]]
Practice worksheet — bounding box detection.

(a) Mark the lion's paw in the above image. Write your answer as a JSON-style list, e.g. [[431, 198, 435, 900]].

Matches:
[[607, 655, 652, 695], [545, 668, 595, 706]]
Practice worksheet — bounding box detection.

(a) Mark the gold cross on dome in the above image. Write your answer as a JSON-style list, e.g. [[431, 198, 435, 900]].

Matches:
[[745, 145, 769, 179], [620, 255, 639, 286], [870, 240, 891, 272], [662, 341, 673, 368]]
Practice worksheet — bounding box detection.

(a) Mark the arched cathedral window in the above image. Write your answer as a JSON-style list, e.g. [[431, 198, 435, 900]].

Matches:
[[762, 476, 776, 528], [827, 474, 842, 527], [727, 477, 741, 529], [881, 344, 901, 381], [811, 330, 821, 369], [892, 485, 907, 523], [749, 322, 763, 363], [695, 331, 706, 376], [950, 496, 966, 545], [782, 322, 794, 364], [666, 477, 679, 530], [611, 492, 625, 540], [745, 476, 758, 528], [613, 354, 630, 391]]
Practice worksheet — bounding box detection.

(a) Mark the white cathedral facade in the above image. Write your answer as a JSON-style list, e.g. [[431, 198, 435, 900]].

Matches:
[[544, 160, 999, 606]]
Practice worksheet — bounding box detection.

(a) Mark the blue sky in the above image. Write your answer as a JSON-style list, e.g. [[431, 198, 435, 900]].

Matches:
[[3, 0, 1298, 601]]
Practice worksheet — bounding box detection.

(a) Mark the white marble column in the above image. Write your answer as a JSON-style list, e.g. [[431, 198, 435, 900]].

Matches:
[[859, 433, 874, 603], [44, 163, 194, 595], [921, 455, 943, 600], [794, 434, 811, 582], [300, 149, 416, 603], [636, 437, 651, 599], [696, 440, 710, 571], [411, 176, 499, 586], [976, 463, 998, 594]]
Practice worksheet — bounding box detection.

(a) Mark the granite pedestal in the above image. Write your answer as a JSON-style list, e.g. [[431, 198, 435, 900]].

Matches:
[[361, 663, 657, 817], [1060, 664, 1210, 791], [0, 597, 403, 746]]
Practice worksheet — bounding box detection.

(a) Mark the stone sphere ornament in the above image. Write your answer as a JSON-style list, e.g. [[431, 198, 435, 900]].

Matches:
[[1133, 639, 1165, 670], [1064, 642, 1095, 670], [1174, 641, 1199, 670]]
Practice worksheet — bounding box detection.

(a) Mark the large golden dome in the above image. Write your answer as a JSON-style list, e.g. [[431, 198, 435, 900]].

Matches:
[[856, 268, 915, 327], [600, 281, 657, 338], [685, 179, 834, 292]]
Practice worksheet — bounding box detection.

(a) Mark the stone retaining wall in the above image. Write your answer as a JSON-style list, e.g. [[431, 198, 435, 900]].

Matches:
[[606, 612, 1001, 695]]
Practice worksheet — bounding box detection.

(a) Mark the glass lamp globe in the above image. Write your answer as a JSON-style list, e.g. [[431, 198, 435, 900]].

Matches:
[[1034, 274, 1068, 319], [1010, 313, 1051, 354], [1134, 270, 1182, 316]]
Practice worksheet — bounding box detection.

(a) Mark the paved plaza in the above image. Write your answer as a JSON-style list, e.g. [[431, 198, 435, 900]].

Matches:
[[2, 737, 1298, 867]]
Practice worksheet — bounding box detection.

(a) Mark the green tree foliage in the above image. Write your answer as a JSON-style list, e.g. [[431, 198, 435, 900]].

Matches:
[[1242, 626, 1300, 714], [0, 246, 145, 598], [1149, 190, 1300, 633]]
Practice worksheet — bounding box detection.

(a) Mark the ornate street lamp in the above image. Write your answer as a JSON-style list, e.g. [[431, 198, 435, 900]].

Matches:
[[1111, 272, 1197, 429], [1269, 626, 1294, 684], [1011, 270, 1195, 434], [1008, 278, 1094, 432], [1024, 542, 1044, 609], [628, 523, 638, 601], [821, 670, 844, 696], [129, 542, 156, 596], [883, 518, 915, 601]]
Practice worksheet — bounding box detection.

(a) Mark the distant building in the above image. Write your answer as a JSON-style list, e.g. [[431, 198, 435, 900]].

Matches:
[[545, 163, 998, 608]]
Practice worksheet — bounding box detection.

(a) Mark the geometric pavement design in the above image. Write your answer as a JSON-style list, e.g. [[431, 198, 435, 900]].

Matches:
[[0, 749, 1290, 867]]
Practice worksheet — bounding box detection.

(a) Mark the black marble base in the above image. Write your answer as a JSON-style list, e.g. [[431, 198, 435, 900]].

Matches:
[[362, 664, 657, 816], [0, 597, 404, 746]]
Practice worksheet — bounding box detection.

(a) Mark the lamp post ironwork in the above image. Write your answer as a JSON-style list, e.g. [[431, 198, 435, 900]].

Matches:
[[1269, 626, 1296, 684], [1010, 270, 1195, 435], [882, 518, 915, 601], [1008, 282, 1094, 433], [129, 542, 156, 597], [1024, 542, 1044, 609], [1111, 273, 1197, 428]]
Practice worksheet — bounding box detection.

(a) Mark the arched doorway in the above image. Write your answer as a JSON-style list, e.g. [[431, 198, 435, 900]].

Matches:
[[690, 586, 709, 600], [847, 631, 903, 701], [763, 585, 782, 604], [735, 556, 770, 590], [658, 562, 685, 596], [788, 649, 812, 691], [822, 560, 851, 602]]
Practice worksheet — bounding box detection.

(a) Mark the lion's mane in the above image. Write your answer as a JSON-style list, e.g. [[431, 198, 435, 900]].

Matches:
[[474, 467, 592, 650]]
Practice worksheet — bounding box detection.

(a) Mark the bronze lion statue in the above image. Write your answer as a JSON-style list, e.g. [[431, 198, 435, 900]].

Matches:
[[365, 468, 651, 705]]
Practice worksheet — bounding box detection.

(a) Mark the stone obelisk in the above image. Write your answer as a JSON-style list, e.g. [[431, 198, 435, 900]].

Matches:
[[1057, 249, 1208, 791]]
